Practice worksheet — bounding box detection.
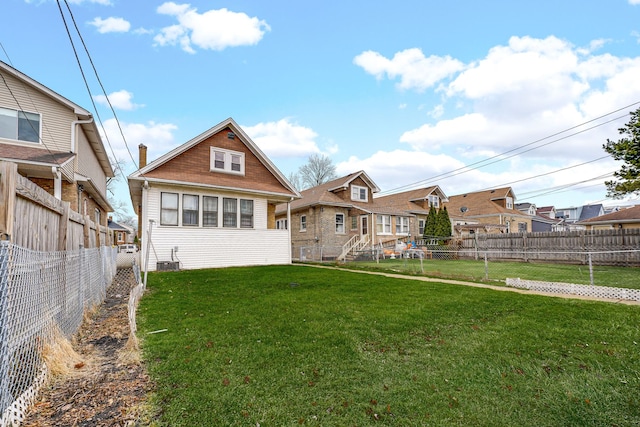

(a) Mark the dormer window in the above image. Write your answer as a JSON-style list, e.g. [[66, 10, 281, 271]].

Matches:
[[506, 197, 513, 210], [351, 185, 368, 202], [428, 195, 440, 208], [210, 147, 245, 175]]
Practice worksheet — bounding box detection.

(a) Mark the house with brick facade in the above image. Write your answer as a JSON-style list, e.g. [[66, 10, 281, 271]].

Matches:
[[0, 60, 114, 232], [577, 204, 640, 230], [275, 172, 448, 260], [445, 187, 531, 235], [128, 117, 300, 271]]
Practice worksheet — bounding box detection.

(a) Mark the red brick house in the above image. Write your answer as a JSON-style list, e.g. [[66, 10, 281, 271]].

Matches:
[[128, 117, 300, 271]]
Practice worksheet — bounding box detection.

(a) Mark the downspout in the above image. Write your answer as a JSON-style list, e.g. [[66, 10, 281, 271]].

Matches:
[[287, 198, 292, 263], [71, 119, 94, 153], [51, 166, 62, 200]]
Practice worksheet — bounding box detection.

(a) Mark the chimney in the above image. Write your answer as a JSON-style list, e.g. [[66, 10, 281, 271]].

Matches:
[[139, 144, 147, 169]]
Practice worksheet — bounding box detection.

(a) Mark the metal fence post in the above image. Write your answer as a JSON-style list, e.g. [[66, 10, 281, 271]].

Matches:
[[0, 241, 10, 417], [484, 251, 489, 281], [588, 252, 594, 286]]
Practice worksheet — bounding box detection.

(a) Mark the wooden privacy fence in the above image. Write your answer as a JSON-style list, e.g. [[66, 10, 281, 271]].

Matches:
[[454, 228, 640, 264], [0, 161, 109, 251]]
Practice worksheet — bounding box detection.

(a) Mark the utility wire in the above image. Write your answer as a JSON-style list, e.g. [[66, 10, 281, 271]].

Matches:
[[474, 155, 612, 192], [56, 0, 137, 189], [377, 101, 639, 195]]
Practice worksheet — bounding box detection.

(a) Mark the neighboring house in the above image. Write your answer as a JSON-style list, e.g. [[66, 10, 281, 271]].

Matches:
[[516, 203, 564, 232], [108, 217, 133, 245], [274, 171, 448, 260], [515, 202, 537, 216], [445, 187, 531, 235], [0, 60, 114, 231], [374, 185, 449, 239], [577, 204, 640, 230], [128, 117, 300, 271], [556, 204, 605, 230], [536, 206, 557, 219]]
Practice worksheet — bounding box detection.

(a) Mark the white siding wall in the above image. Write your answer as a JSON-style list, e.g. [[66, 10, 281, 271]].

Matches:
[[0, 71, 74, 152], [141, 185, 290, 271]]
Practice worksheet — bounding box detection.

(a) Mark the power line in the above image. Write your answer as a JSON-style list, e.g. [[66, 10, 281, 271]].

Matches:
[[377, 101, 639, 195], [56, 0, 138, 188]]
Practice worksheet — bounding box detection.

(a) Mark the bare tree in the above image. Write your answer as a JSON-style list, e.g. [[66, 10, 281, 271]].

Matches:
[[298, 154, 337, 189], [287, 171, 302, 191]]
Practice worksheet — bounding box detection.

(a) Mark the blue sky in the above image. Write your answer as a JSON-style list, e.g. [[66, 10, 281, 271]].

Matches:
[[2, 0, 640, 219]]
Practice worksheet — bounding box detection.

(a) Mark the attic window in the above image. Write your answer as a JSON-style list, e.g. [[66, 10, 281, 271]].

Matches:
[[210, 147, 245, 175], [351, 185, 368, 202], [227, 132, 235, 139], [506, 197, 513, 210]]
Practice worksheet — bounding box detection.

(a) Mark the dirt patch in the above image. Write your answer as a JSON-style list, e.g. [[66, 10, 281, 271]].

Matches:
[[21, 268, 156, 427]]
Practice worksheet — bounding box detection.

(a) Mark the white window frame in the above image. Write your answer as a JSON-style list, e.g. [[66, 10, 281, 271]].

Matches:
[[418, 219, 425, 235], [506, 197, 513, 210], [160, 192, 179, 226], [182, 194, 199, 226], [276, 219, 288, 230], [376, 215, 391, 235], [240, 199, 254, 229], [210, 147, 245, 175], [335, 213, 345, 234], [428, 195, 439, 208], [0, 107, 41, 143], [396, 216, 409, 235], [351, 185, 368, 202], [203, 196, 218, 227], [300, 215, 307, 231]]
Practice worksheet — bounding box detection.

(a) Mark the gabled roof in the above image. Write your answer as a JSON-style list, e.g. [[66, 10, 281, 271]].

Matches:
[[374, 185, 448, 214], [578, 204, 604, 221], [578, 204, 640, 225], [445, 187, 522, 218], [0, 60, 114, 179], [128, 117, 300, 208], [277, 171, 377, 213]]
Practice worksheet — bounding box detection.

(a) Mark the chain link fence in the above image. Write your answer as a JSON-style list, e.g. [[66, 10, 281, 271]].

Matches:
[[297, 244, 640, 299], [0, 242, 117, 427]]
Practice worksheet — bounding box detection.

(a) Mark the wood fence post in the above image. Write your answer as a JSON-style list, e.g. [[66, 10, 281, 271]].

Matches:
[[0, 162, 17, 242], [83, 215, 91, 249], [58, 201, 70, 251]]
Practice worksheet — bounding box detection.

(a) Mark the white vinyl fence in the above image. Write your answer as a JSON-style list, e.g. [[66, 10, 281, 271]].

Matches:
[[0, 242, 117, 427]]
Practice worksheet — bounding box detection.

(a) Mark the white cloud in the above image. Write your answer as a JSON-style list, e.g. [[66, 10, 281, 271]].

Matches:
[[89, 17, 131, 34], [100, 119, 178, 167], [353, 48, 465, 91], [629, 0, 640, 5], [243, 119, 322, 158], [94, 90, 143, 111], [154, 2, 270, 53], [349, 35, 640, 207]]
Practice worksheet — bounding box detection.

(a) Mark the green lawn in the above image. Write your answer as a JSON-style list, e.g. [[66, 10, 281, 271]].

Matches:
[[344, 257, 640, 289], [138, 265, 640, 426]]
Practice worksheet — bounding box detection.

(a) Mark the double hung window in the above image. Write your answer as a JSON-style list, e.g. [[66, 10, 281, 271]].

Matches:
[[203, 196, 218, 227], [0, 107, 40, 143], [211, 147, 245, 175], [160, 192, 179, 226], [182, 194, 199, 226], [376, 215, 391, 234], [335, 213, 345, 233]]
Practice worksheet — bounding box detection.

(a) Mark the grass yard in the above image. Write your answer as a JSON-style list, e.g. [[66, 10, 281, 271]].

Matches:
[[343, 257, 640, 289], [138, 265, 640, 426]]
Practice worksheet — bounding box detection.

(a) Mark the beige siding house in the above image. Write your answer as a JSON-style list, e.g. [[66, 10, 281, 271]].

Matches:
[[128, 117, 300, 271], [445, 187, 531, 235], [578, 205, 640, 230], [0, 60, 114, 231]]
